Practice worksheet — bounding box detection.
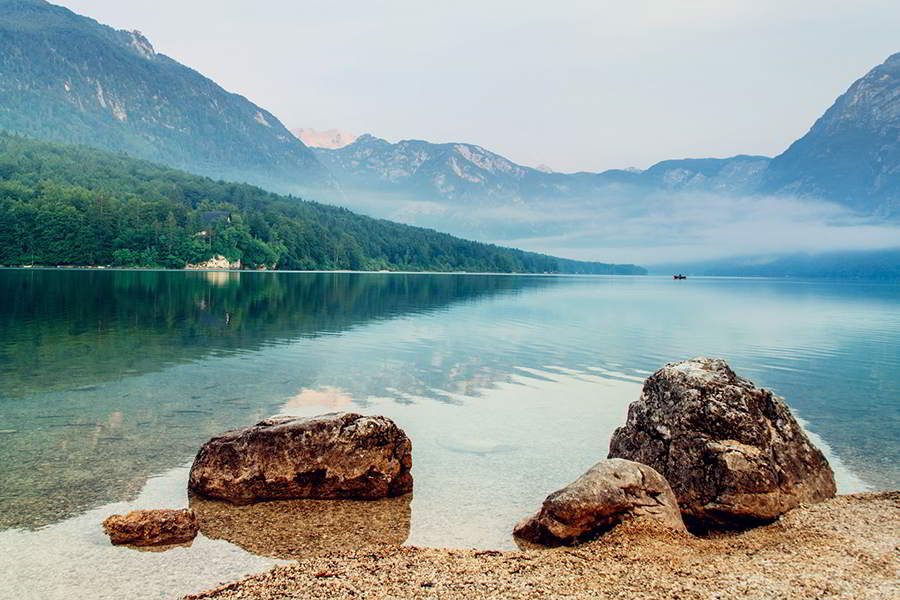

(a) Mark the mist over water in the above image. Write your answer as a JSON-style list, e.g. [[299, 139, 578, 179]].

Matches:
[[327, 188, 900, 266], [1, 269, 898, 599]]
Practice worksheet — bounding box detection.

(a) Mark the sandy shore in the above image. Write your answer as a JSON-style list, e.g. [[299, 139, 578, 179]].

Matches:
[[184, 491, 898, 600]]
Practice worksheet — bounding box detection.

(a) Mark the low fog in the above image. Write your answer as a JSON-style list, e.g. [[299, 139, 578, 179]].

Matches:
[[324, 189, 900, 267]]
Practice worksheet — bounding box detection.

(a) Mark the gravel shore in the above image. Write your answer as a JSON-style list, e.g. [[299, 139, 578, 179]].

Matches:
[[185, 491, 899, 600]]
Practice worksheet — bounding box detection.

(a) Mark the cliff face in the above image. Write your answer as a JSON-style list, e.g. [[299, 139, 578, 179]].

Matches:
[[763, 53, 900, 216], [0, 0, 333, 194]]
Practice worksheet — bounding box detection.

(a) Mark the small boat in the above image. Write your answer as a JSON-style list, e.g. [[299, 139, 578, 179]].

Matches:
[[673, 274, 687, 280]]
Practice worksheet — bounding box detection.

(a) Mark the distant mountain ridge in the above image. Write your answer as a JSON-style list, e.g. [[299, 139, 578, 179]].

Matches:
[[315, 134, 770, 206], [0, 0, 332, 193], [313, 134, 774, 241], [314, 53, 898, 222]]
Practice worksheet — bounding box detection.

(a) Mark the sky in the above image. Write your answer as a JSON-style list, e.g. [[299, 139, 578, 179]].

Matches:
[[56, 1, 900, 173]]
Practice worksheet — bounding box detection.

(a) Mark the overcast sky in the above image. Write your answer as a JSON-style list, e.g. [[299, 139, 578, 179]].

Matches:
[[59, 1, 899, 173]]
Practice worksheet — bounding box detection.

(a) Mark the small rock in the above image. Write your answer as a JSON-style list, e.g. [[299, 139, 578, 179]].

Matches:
[[608, 358, 836, 531], [513, 458, 686, 546], [188, 412, 413, 504], [102, 508, 199, 546]]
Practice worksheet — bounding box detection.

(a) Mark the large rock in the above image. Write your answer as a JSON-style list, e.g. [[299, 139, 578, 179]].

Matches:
[[102, 508, 199, 546], [608, 358, 836, 530], [513, 458, 686, 546], [188, 412, 413, 504]]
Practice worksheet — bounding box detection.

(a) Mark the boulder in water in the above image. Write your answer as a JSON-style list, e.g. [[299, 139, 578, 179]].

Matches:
[[608, 358, 836, 530], [188, 412, 413, 504]]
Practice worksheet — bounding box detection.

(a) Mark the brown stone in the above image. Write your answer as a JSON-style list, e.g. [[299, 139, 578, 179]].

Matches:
[[188, 412, 413, 504], [608, 358, 836, 530], [102, 508, 198, 546], [513, 458, 686, 546]]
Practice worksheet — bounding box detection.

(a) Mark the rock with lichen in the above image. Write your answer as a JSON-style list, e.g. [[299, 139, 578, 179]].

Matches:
[[608, 357, 836, 530], [513, 458, 685, 546], [188, 412, 413, 504]]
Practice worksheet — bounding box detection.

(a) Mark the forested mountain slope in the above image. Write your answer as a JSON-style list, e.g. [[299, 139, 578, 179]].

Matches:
[[0, 0, 332, 194], [0, 133, 645, 274]]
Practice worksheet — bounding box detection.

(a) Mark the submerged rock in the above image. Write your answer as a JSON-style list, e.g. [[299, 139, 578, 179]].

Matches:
[[608, 358, 836, 530], [102, 508, 198, 546], [188, 412, 413, 504], [513, 458, 685, 546]]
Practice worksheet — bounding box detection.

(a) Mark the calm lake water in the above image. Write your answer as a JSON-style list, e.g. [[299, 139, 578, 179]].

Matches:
[[1, 269, 898, 599]]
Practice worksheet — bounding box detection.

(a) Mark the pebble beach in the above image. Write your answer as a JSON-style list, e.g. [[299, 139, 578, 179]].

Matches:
[[185, 491, 899, 600]]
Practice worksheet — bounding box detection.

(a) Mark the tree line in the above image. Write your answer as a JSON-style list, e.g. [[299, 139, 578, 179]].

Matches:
[[0, 133, 646, 274]]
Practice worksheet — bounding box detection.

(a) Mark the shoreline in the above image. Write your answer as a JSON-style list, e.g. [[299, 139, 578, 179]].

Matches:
[[4, 266, 899, 283], [0, 265, 647, 277], [184, 491, 899, 600]]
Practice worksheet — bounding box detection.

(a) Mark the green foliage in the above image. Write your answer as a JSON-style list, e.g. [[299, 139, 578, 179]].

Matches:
[[0, 133, 646, 274]]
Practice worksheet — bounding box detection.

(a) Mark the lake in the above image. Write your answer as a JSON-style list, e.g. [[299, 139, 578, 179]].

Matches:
[[1, 269, 898, 599]]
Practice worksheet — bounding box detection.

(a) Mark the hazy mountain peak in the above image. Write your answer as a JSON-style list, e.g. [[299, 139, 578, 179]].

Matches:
[[292, 127, 357, 149]]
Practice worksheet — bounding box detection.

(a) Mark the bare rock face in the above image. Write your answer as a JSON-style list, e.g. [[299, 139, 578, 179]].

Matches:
[[608, 358, 836, 530], [188, 413, 413, 504], [102, 508, 199, 546], [513, 458, 686, 546]]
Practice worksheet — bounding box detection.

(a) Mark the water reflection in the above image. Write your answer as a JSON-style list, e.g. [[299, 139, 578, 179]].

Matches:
[[1, 271, 898, 542], [190, 494, 411, 560], [0, 269, 557, 397], [0, 270, 556, 529], [2, 270, 899, 600]]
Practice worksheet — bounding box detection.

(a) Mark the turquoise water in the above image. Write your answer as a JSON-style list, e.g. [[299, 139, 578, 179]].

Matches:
[[1, 269, 898, 599]]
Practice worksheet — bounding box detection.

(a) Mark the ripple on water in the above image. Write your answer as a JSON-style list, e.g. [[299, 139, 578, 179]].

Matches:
[[1, 272, 898, 599]]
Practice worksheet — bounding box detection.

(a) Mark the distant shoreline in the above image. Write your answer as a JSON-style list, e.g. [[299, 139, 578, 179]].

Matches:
[[0, 265, 647, 277], [4, 266, 900, 282]]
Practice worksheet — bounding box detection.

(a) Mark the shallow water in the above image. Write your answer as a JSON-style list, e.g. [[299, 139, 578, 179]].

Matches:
[[1, 269, 897, 599]]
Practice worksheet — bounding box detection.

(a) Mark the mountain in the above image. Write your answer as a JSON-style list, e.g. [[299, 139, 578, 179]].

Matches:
[[0, 132, 646, 274], [763, 53, 900, 216], [316, 134, 548, 205], [315, 53, 899, 230], [312, 133, 771, 242], [311, 54, 897, 275], [315, 134, 769, 207], [0, 0, 332, 193]]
